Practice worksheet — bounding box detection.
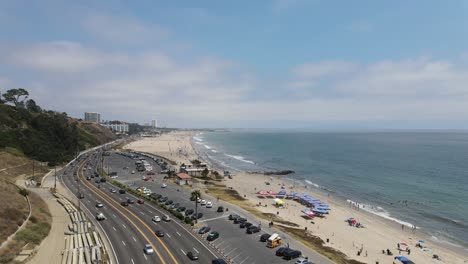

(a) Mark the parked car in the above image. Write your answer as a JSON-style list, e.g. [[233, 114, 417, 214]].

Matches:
[[79, 193, 85, 199], [234, 217, 247, 224], [185, 209, 194, 216], [143, 244, 154, 255], [161, 183, 167, 188], [152, 216, 161, 222], [211, 259, 227, 264], [137, 199, 145, 204], [158, 197, 168, 203], [86, 176, 91, 180], [206, 231, 219, 241], [247, 226, 261, 234], [217, 206, 224, 212], [177, 206, 186, 212], [200, 200, 207, 206], [100, 178, 106, 183], [283, 249, 302, 260], [260, 233, 271, 242], [119, 189, 126, 194], [294, 258, 311, 264], [240, 222, 252, 228], [155, 230, 164, 237], [228, 214, 240, 220], [95, 179, 100, 183], [165, 200, 173, 205], [276, 247, 288, 256], [187, 251, 199, 260], [110, 188, 117, 193], [191, 213, 203, 220], [206, 201, 213, 208], [198, 226, 211, 234]]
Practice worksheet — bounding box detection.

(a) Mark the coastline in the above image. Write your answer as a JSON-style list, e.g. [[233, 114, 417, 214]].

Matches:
[[124, 131, 468, 264]]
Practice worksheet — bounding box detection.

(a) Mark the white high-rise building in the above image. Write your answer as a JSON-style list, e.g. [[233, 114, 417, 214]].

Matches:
[[84, 112, 100, 123], [151, 119, 158, 128]]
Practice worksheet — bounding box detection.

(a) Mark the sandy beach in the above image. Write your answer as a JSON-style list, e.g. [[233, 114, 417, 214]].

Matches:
[[124, 131, 468, 264]]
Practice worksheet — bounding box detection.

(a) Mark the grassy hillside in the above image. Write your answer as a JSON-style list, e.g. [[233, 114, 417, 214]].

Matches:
[[0, 104, 115, 165]]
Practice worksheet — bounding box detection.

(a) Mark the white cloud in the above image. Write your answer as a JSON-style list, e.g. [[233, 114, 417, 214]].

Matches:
[[82, 14, 168, 43]]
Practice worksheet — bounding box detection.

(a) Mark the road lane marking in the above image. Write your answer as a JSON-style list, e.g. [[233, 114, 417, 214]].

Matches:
[[112, 226, 117, 231], [231, 253, 242, 261], [140, 211, 145, 215], [122, 224, 127, 229], [180, 249, 186, 255], [122, 240, 126, 246], [176, 232, 181, 237], [193, 248, 199, 254], [239, 256, 249, 264], [113, 214, 117, 218], [143, 254, 147, 261], [133, 236, 136, 242], [148, 210, 153, 214], [166, 233, 171, 238], [131, 258, 135, 264], [198, 214, 229, 223], [226, 248, 237, 256]]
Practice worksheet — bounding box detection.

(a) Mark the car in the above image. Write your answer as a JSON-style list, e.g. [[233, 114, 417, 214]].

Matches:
[[158, 197, 168, 203], [149, 193, 160, 199], [123, 166, 129, 170], [95, 179, 100, 183], [163, 215, 171, 222], [86, 176, 91, 180], [196, 198, 201, 203], [143, 177, 151, 181], [228, 214, 240, 220], [177, 206, 186, 212], [155, 230, 164, 237], [283, 249, 302, 260], [131, 170, 135, 174], [146, 171, 155, 175], [240, 222, 252, 228], [161, 183, 167, 188], [217, 206, 224, 212], [152, 216, 161, 222], [198, 226, 211, 234], [121, 201, 129, 206], [127, 198, 134, 204], [95, 212, 106, 221], [206, 201, 213, 208], [187, 251, 199, 260], [185, 209, 194, 216], [211, 259, 227, 264], [170, 203, 180, 209], [206, 231, 219, 241], [143, 244, 154, 255], [200, 200, 207, 206], [260, 233, 271, 242], [191, 213, 203, 220], [110, 188, 117, 193], [100, 178, 107, 182], [276, 247, 288, 256], [137, 199, 145, 204], [247, 226, 261, 234], [119, 189, 126, 194], [95, 202, 104, 208], [234, 217, 247, 224], [79, 193, 85, 199], [294, 258, 311, 264], [165, 200, 173, 205]]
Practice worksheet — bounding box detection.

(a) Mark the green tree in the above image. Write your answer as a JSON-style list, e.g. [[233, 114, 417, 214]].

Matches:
[[26, 99, 42, 113], [201, 168, 209, 178], [2, 88, 29, 107], [191, 159, 201, 167], [190, 190, 202, 222]]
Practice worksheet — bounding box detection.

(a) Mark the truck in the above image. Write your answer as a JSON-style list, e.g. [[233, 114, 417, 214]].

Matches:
[[266, 233, 283, 248]]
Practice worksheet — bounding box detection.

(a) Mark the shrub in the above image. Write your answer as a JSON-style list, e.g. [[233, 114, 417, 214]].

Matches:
[[29, 216, 37, 223], [19, 188, 29, 197]]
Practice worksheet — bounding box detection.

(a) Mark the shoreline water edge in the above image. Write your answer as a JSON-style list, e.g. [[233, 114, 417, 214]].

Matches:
[[125, 131, 468, 264]]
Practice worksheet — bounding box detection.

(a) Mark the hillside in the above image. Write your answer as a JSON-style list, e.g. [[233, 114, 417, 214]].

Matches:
[[0, 103, 116, 164]]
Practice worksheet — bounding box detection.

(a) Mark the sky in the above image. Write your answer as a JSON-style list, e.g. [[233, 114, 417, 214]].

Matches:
[[1, 0, 468, 129]]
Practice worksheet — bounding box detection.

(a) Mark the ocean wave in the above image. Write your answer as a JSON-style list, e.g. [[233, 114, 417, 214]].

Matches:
[[193, 136, 203, 142], [194, 142, 202, 145], [347, 199, 415, 228], [211, 149, 218, 153], [305, 180, 320, 188], [204, 144, 212, 149], [224, 154, 255, 164]]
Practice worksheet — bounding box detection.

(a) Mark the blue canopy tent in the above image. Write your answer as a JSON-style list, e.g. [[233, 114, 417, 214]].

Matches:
[[277, 190, 287, 195], [394, 256, 415, 264]]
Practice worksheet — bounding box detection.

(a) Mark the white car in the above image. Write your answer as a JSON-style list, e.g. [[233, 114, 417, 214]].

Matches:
[[161, 183, 167, 188], [200, 200, 207, 206], [152, 216, 161, 222], [163, 215, 171, 222], [95, 213, 106, 221], [143, 244, 154, 255], [196, 198, 201, 203], [294, 258, 311, 264], [206, 201, 213, 208], [131, 170, 135, 174]]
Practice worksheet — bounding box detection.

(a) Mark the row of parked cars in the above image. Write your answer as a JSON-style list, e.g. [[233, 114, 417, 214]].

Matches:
[[228, 214, 261, 234]]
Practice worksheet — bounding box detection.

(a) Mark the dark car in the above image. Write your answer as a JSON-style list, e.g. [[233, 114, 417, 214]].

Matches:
[[206, 231, 219, 241], [165, 200, 173, 205], [158, 197, 168, 203], [86, 176, 91, 180], [177, 206, 186, 212], [127, 198, 134, 204], [247, 226, 261, 234], [276, 247, 288, 256], [150, 193, 161, 199], [240, 222, 252, 229], [100, 178, 106, 182], [217, 206, 224, 212], [192, 213, 203, 220], [185, 209, 194, 216], [234, 217, 247, 224], [137, 199, 145, 204], [79, 193, 85, 199], [155, 230, 164, 237], [170, 203, 180, 209], [260, 233, 271, 242], [198, 226, 211, 234], [212, 259, 227, 264], [121, 201, 129, 206], [187, 251, 199, 260], [283, 249, 302, 260], [95, 179, 100, 183], [119, 189, 126, 194], [228, 214, 240, 220]]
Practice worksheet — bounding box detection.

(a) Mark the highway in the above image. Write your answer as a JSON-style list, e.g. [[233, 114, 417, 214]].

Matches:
[[60, 150, 225, 264]]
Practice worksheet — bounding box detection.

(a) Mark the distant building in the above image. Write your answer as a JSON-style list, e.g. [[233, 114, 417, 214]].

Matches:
[[151, 119, 158, 128], [101, 121, 129, 133], [84, 112, 100, 123], [175, 173, 192, 185]]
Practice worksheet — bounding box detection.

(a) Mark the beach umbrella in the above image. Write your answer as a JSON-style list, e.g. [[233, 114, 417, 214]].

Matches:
[[276, 199, 285, 205], [394, 256, 415, 264]]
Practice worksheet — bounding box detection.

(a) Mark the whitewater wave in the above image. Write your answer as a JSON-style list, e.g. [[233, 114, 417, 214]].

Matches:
[[347, 199, 416, 228], [224, 154, 255, 164], [193, 136, 203, 142], [194, 142, 202, 145], [211, 149, 218, 153], [204, 145, 212, 150], [305, 180, 320, 188]]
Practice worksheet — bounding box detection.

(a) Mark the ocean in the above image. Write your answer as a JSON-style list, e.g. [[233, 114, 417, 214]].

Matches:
[[192, 130, 468, 249]]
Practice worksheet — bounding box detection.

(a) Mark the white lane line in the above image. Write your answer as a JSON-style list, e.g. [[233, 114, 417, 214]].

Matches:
[[122, 224, 127, 229], [176, 231, 181, 237], [231, 252, 242, 261], [197, 214, 229, 223], [166, 233, 171, 238], [140, 211, 145, 215], [113, 214, 117, 218], [226, 247, 237, 256], [239, 256, 249, 264], [193, 248, 199, 254], [132, 236, 136, 242], [122, 240, 126, 246], [180, 249, 186, 255], [112, 226, 117, 231], [148, 210, 153, 214], [131, 258, 135, 264], [143, 254, 147, 261]]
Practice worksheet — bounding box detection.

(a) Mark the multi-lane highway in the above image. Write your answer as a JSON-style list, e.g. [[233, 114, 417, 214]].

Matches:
[[60, 150, 225, 264]]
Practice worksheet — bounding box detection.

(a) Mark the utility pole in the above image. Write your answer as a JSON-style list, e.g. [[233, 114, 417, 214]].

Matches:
[[32, 160, 35, 178], [54, 166, 57, 189]]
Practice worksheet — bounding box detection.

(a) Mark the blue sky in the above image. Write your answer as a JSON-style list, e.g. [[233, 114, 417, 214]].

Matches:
[[1, 0, 468, 128]]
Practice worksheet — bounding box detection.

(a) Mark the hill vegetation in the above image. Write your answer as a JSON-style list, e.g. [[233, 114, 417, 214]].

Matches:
[[0, 88, 116, 165]]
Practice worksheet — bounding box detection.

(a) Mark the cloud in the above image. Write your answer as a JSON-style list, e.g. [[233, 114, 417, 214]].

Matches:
[[82, 14, 168, 43], [347, 20, 373, 33]]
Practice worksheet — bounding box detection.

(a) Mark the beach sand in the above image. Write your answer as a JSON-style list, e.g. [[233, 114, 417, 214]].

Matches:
[[124, 131, 468, 264]]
